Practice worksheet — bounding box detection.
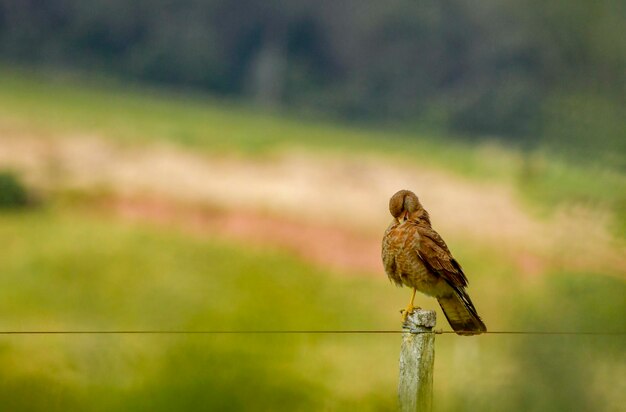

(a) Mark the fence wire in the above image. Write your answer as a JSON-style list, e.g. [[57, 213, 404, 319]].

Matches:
[[0, 330, 624, 336]]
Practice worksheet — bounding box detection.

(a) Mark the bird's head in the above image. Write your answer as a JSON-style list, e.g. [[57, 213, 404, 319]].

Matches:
[[388, 189, 430, 224]]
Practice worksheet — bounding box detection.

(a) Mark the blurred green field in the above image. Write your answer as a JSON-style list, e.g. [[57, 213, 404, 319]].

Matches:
[[0, 68, 625, 411], [0, 67, 624, 235], [0, 206, 624, 411]]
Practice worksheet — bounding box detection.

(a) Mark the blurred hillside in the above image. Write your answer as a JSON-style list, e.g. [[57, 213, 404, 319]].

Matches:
[[0, 73, 624, 409], [0, 70, 625, 411], [1, 0, 624, 167], [0, 3, 625, 411]]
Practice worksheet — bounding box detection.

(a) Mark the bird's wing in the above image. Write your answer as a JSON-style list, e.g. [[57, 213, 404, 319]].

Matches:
[[415, 223, 469, 288], [381, 221, 401, 284], [412, 221, 486, 334]]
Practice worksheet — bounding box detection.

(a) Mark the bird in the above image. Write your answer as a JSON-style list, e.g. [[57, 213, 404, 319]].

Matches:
[[382, 189, 486, 335]]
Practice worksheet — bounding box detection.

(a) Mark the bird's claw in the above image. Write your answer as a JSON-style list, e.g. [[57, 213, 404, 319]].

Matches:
[[401, 308, 412, 322], [400, 306, 422, 323]]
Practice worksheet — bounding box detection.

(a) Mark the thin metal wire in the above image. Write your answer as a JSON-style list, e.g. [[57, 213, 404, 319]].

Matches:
[[450, 331, 626, 335], [0, 330, 398, 335], [0, 330, 624, 336]]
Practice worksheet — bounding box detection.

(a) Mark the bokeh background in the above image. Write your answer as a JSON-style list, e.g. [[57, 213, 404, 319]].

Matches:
[[0, 1, 625, 411]]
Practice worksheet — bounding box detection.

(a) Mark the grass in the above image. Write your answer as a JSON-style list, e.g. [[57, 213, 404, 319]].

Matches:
[[0, 207, 624, 411], [0, 208, 399, 411], [0, 66, 624, 410], [0, 66, 624, 234]]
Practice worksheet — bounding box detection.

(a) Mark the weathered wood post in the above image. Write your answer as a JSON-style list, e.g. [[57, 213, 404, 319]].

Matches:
[[398, 309, 436, 412]]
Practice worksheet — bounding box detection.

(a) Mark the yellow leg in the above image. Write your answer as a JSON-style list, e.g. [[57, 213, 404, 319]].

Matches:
[[401, 288, 418, 321]]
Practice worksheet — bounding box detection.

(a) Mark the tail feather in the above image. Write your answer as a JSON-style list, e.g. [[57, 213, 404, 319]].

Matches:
[[437, 288, 486, 336]]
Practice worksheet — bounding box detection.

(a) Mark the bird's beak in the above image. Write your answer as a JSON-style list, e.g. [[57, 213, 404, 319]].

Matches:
[[397, 211, 408, 223]]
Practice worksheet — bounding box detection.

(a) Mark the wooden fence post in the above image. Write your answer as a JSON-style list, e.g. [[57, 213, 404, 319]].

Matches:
[[398, 309, 436, 412]]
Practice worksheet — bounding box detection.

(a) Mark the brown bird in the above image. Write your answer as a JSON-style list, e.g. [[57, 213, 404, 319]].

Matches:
[[382, 189, 486, 335]]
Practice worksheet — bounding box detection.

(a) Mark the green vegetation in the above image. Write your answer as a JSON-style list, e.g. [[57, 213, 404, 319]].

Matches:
[[0, 171, 29, 208], [2, 0, 624, 158], [0, 208, 623, 411], [0, 67, 623, 411], [0, 3, 623, 407], [0, 209, 397, 410], [1, 68, 624, 234]]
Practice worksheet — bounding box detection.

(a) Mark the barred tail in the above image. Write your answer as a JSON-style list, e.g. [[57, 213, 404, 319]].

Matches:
[[437, 288, 486, 336]]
